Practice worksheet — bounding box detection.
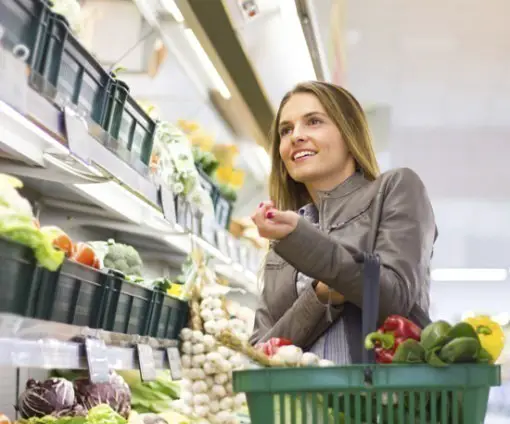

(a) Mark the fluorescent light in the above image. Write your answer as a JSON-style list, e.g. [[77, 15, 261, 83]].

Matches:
[[184, 28, 231, 99], [160, 0, 184, 23], [279, 0, 316, 80], [431, 268, 508, 282]]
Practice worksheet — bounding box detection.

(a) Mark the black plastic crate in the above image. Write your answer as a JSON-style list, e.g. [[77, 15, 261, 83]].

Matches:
[[215, 195, 233, 229], [103, 79, 156, 166], [102, 271, 153, 336], [149, 291, 189, 340], [34, 259, 109, 328], [0, 237, 39, 317], [37, 13, 112, 126], [0, 0, 51, 70]]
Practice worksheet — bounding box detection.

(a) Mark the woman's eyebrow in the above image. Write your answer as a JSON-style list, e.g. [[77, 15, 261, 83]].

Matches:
[[279, 111, 327, 129]]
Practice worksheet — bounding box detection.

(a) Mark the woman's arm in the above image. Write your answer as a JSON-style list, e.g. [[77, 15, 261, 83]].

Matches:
[[250, 282, 343, 347], [272, 168, 437, 322]]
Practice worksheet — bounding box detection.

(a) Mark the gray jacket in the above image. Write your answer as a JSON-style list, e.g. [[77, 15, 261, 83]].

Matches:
[[250, 168, 437, 363]]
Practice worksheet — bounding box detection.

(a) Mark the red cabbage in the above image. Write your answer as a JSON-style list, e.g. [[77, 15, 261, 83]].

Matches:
[[17, 378, 75, 418], [74, 372, 131, 419]]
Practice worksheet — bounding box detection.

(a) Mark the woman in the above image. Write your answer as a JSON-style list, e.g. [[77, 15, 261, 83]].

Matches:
[[250, 81, 437, 364]]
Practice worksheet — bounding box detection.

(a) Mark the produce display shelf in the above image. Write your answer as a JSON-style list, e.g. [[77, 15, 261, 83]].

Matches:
[[0, 76, 258, 293], [0, 313, 174, 370]]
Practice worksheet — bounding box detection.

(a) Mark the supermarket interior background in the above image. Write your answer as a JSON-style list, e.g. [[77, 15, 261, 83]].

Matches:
[[1, 0, 510, 422]]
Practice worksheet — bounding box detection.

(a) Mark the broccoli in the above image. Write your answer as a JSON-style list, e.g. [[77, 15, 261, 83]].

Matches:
[[103, 239, 143, 276]]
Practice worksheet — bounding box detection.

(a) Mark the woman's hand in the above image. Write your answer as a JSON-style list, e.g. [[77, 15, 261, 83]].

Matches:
[[315, 281, 345, 305], [251, 201, 300, 240]]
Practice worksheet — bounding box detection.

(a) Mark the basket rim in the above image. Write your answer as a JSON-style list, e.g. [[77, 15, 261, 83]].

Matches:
[[233, 364, 501, 393]]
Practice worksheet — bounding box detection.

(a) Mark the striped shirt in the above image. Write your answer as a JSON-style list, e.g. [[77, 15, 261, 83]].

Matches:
[[296, 204, 351, 365]]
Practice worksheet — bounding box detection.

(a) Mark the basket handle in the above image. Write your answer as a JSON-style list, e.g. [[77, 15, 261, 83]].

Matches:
[[354, 252, 381, 366]]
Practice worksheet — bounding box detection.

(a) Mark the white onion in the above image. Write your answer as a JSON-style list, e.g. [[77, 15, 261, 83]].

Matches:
[[203, 334, 216, 351], [234, 393, 246, 408], [318, 359, 335, 367], [188, 368, 206, 380], [211, 384, 227, 399], [205, 376, 214, 388], [200, 309, 214, 322], [214, 373, 229, 385], [206, 352, 223, 364], [193, 393, 210, 405], [191, 354, 206, 367], [209, 399, 220, 413], [300, 352, 320, 366], [219, 396, 234, 411], [204, 320, 219, 335], [203, 361, 217, 375], [212, 308, 225, 319], [215, 411, 233, 423], [181, 354, 192, 369], [181, 379, 192, 391], [211, 298, 223, 309], [217, 346, 231, 359], [180, 328, 193, 341], [277, 345, 303, 365], [192, 343, 205, 355], [192, 330, 204, 343], [192, 380, 208, 394], [194, 405, 210, 418], [181, 341, 193, 354], [226, 382, 233, 395], [219, 359, 232, 373]]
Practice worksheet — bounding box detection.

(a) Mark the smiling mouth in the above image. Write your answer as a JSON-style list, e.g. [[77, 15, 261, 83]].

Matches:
[[292, 151, 317, 161]]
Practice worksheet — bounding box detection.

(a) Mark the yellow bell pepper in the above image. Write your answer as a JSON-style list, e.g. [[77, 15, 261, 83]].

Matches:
[[465, 315, 505, 363]]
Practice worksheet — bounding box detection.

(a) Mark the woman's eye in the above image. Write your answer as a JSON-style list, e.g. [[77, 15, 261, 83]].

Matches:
[[280, 127, 291, 136], [309, 118, 321, 125]]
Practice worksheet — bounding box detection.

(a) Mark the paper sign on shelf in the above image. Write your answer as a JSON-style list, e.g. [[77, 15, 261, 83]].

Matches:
[[84, 339, 110, 383], [159, 185, 177, 225], [137, 344, 157, 382], [0, 39, 28, 114], [64, 107, 91, 165]]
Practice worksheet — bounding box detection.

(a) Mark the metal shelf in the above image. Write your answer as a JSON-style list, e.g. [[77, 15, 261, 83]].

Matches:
[[0, 314, 174, 370], [0, 69, 259, 293]]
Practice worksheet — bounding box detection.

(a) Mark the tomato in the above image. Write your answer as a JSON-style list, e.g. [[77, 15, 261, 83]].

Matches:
[[72, 242, 98, 268], [40, 226, 74, 256]]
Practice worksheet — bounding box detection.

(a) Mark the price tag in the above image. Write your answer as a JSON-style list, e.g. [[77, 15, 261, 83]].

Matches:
[[137, 344, 157, 382], [201, 214, 216, 245], [159, 186, 176, 224], [216, 230, 229, 256], [0, 46, 28, 114], [64, 107, 91, 164], [166, 347, 182, 380], [84, 339, 110, 383]]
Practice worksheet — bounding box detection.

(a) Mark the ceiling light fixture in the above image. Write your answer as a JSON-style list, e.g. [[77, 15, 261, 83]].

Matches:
[[431, 268, 508, 282], [184, 28, 231, 100]]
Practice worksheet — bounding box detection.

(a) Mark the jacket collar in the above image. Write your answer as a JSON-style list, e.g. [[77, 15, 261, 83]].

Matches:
[[298, 171, 368, 220]]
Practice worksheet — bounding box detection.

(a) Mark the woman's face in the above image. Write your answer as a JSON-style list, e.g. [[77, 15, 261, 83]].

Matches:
[[278, 92, 355, 192]]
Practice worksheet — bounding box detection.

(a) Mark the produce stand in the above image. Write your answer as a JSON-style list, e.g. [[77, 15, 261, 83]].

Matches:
[[0, 5, 261, 422]]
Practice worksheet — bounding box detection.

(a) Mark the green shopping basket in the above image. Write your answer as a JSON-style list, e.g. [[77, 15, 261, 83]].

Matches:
[[233, 253, 501, 424]]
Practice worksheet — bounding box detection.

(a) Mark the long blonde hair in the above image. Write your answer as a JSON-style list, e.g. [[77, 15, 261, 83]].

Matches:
[[269, 81, 380, 211]]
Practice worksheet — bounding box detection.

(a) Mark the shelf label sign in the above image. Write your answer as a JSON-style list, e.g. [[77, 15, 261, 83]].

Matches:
[[84, 339, 110, 383], [137, 344, 157, 382], [166, 347, 182, 380], [159, 185, 176, 225], [64, 107, 91, 164], [0, 42, 28, 114]]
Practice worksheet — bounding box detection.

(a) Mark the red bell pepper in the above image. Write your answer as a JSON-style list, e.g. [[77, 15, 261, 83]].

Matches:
[[255, 337, 292, 357], [364, 315, 422, 364]]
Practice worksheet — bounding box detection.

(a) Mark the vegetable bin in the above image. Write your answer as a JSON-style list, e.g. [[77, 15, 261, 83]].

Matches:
[[101, 271, 153, 336], [233, 253, 501, 424], [34, 259, 110, 328], [149, 291, 189, 340], [37, 12, 112, 126], [102, 79, 156, 168], [0, 237, 39, 317], [0, 0, 51, 70]]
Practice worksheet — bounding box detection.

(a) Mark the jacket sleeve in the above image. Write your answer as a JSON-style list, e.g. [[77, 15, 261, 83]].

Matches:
[[273, 168, 437, 322], [250, 282, 343, 348]]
